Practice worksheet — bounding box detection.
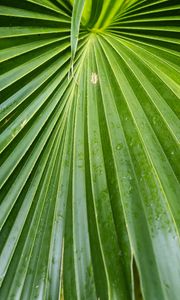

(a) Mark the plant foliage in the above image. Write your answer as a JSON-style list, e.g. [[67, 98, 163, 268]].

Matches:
[[0, 0, 180, 299]]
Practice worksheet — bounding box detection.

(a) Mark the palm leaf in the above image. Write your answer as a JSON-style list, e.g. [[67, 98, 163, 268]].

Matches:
[[0, 0, 180, 299]]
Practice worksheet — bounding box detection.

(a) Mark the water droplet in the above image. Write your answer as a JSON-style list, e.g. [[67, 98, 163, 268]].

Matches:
[[116, 143, 123, 150], [156, 216, 160, 221], [152, 117, 156, 125], [171, 151, 174, 155], [21, 119, 27, 128], [91, 72, 98, 85], [173, 235, 178, 241]]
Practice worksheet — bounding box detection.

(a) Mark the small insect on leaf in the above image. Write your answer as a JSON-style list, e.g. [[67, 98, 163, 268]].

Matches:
[[91, 72, 98, 85]]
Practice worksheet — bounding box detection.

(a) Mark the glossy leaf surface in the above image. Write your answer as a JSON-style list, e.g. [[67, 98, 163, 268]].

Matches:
[[0, 0, 180, 299]]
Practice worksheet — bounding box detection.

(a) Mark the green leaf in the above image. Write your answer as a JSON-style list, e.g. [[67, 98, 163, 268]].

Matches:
[[0, 0, 180, 299], [70, 0, 85, 62]]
